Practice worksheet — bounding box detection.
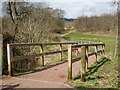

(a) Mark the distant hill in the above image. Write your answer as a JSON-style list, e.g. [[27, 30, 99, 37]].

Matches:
[[63, 18, 76, 22]]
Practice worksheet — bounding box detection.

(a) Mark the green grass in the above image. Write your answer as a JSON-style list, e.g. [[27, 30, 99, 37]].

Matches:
[[64, 32, 114, 40], [64, 31, 116, 54], [64, 31, 118, 89]]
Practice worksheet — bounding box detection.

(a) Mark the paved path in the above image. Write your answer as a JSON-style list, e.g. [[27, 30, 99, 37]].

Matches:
[[2, 55, 100, 89], [57, 30, 76, 42]]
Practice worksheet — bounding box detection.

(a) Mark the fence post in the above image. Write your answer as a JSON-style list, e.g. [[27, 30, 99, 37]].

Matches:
[[7, 44, 13, 76], [68, 45, 72, 80], [76, 41, 80, 56], [102, 45, 105, 56], [77, 47, 81, 56], [86, 46, 89, 70], [59, 44, 62, 61], [95, 45, 98, 62], [100, 45, 104, 57], [81, 46, 86, 82], [40, 45, 44, 66]]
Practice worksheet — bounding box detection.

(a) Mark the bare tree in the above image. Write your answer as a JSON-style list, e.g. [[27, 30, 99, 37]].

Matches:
[[3, 1, 30, 43], [3, 1, 65, 43], [2, 1, 65, 74]]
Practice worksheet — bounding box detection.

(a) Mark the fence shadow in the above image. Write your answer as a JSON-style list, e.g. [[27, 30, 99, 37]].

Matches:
[[73, 57, 110, 80], [2, 84, 20, 90], [86, 57, 110, 76]]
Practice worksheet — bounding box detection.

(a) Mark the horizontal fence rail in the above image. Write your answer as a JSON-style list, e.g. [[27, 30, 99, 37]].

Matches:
[[72, 43, 104, 48], [68, 43, 105, 81], [8, 42, 78, 46], [7, 41, 105, 81], [7, 42, 78, 76]]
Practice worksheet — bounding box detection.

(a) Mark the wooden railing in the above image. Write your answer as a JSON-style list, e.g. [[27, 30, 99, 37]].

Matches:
[[79, 40, 102, 44], [7, 41, 105, 81], [68, 43, 105, 81], [7, 42, 78, 76]]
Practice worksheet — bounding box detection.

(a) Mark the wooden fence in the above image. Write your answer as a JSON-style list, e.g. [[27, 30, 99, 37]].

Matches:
[[7, 41, 105, 81], [7, 42, 78, 76], [68, 43, 105, 81]]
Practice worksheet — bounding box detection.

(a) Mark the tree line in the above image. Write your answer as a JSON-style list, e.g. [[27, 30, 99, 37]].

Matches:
[[2, 1, 64, 43], [2, 1, 65, 75], [74, 14, 118, 36]]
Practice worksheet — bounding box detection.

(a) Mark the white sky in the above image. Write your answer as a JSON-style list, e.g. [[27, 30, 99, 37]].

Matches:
[[48, 2, 115, 18], [0, 0, 116, 18], [27, 0, 113, 2]]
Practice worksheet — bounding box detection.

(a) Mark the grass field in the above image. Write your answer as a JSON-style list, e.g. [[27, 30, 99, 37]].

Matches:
[[64, 32, 115, 54], [64, 31, 118, 89]]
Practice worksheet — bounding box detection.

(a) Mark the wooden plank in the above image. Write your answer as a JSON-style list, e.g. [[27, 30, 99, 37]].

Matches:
[[95, 45, 98, 61], [72, 56, 81, 63], [7, 44, 13, 76], [81, 46, 86, 82], [13, 49, 68, 61], [100, 45, 104, 57], [88, 50, 103, 57], [86, 46, 89, 70], [97, 50, 103, 53], [72, 43, 105, 48], [76, 47, 81, 56], [102, 45, 105, 56], [88, 52, 96, 56], [40, 45, 44, 66], [68, 45, 72, 80], [8, 42, 104, 47], [45, 50, 67, 55], [9, 42, 78, 47], [59, 44, 62, 61], [12, 48, 103, 62]]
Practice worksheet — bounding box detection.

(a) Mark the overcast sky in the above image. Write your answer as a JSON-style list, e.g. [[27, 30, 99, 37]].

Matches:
[[0, 0, 116, 18]]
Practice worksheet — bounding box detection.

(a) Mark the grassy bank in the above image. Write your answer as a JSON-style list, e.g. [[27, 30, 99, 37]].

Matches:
[[64, 31, 118, 88]]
